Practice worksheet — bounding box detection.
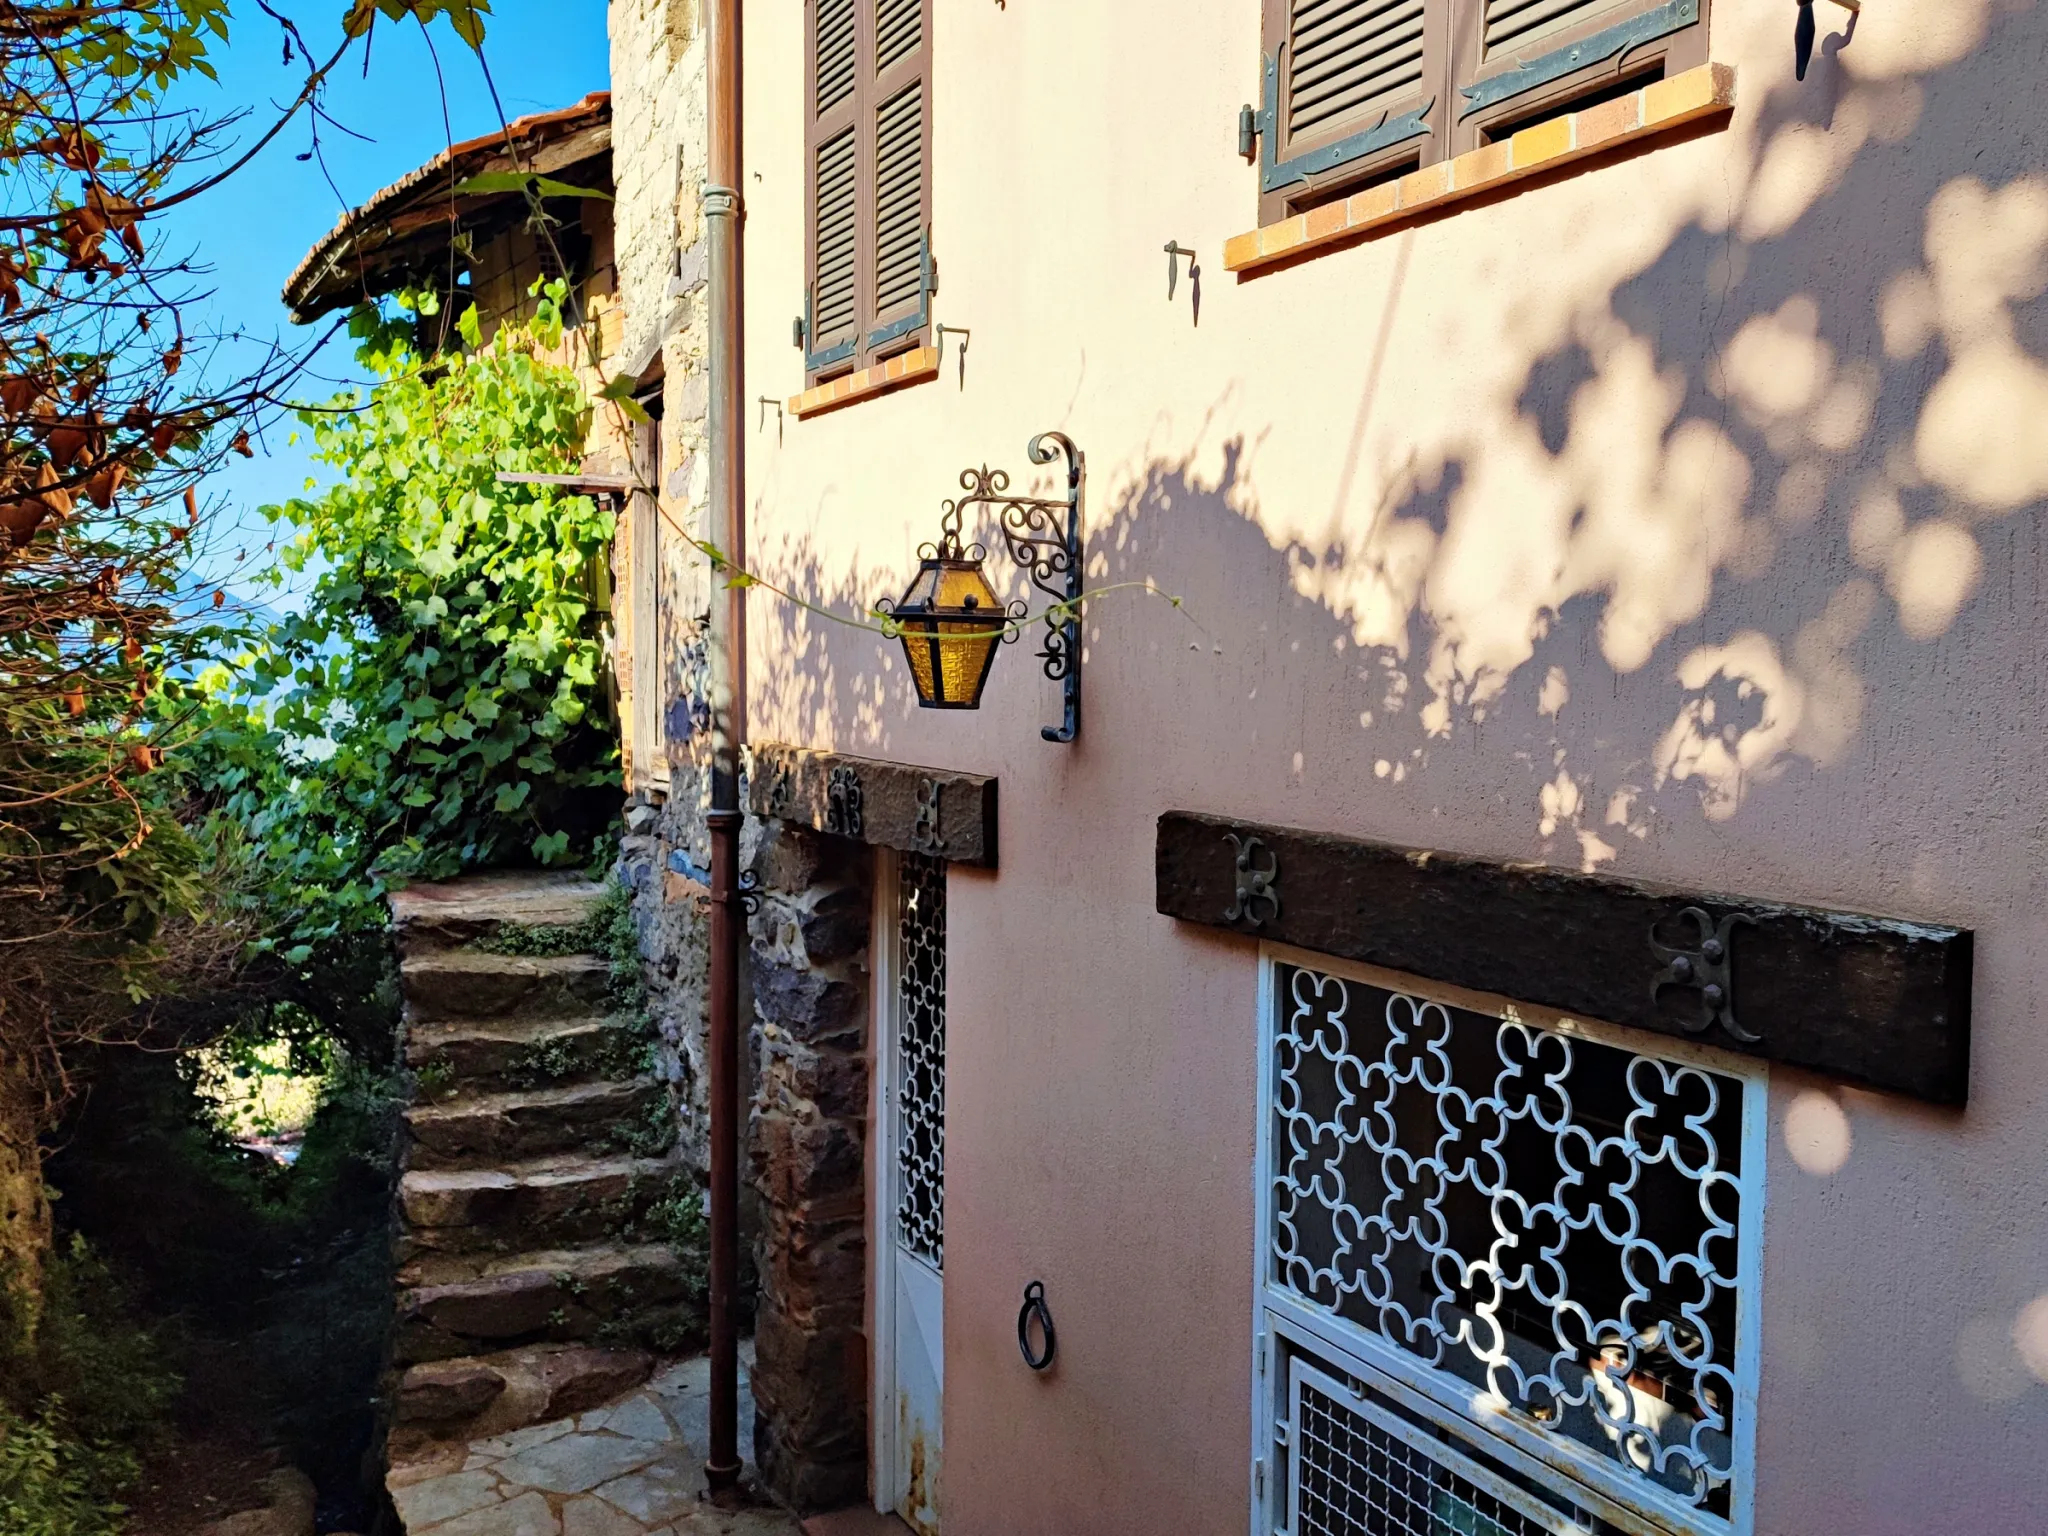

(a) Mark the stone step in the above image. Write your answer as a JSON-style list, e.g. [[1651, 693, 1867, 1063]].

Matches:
[[405, 1079, 669, 1171], [393, 1244, 700, 1364], [407, 1014, 626, 1098], [390, 871, 610, 957], [400, 950, 612, 1026], [398, 1153, 685, 1260]]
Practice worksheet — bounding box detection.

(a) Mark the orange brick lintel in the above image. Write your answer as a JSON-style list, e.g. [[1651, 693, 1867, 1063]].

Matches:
[[789, 345, 940, 419], [1222, 63, 1737, 274]]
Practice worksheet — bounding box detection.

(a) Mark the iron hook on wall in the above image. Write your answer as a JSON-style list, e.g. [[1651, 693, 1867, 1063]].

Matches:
[[936, 323, 972, 390], [1017, 1280, 1056, 1371], [756, 396, 783, 443], [1165, 242, 1201, 326], [1795, 0, 1861, 80]]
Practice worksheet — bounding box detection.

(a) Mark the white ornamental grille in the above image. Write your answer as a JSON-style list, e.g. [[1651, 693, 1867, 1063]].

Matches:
[[894, 851, 947, 1270], [1264, 963, 1758, 1528]]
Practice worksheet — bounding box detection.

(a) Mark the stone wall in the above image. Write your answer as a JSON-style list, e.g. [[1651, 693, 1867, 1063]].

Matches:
[[607, 0, 874, 1513], [744, 825, 872, 1513]]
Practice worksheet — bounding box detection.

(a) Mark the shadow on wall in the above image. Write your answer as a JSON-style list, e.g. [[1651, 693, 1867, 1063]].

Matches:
[[1058, 1, 2048, 904]]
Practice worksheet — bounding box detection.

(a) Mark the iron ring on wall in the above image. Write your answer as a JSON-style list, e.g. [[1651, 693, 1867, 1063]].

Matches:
[[1017, 1280, 1056, 1372]]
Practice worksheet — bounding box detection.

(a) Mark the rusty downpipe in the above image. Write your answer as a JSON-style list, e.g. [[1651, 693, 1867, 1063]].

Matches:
[[704, 0, 746, 1498]]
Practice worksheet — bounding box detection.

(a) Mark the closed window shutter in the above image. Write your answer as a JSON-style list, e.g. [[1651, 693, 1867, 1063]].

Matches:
[[1456, 0, 1708, 129], [1481, 0, 1620, 54], [813, 129, 860, 347], [1287, 0, 1428, 139], [804, 0, 931, 382], [1257, 0, 1441, 226], [806, 0, 863, 370], [872, 86, 924, 320], [816, 0, 857, 111], [866, 0, 930, 345]]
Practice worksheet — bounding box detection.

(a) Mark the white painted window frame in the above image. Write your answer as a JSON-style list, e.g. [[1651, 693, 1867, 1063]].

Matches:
[[1248, 941, 1768, 1536]]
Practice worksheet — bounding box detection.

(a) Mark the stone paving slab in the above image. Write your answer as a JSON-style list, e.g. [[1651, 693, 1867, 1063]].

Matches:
[[393, 1355, 796, 1536]]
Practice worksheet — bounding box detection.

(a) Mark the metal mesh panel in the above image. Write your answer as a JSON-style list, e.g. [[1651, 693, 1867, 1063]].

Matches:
[[1290, 1360, 1605, 1536], [1268, 965, 1752, 1519], [894, 852, 946, 1269]]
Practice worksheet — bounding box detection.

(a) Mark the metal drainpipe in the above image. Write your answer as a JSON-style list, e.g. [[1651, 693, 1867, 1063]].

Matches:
[[703, 0, 746, 1498]]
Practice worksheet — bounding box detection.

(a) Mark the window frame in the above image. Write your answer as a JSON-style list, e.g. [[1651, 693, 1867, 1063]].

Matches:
[[803, 0, 934, 388], [1247, 941, 1766, 1536], [1254, 0, 1713, 227]]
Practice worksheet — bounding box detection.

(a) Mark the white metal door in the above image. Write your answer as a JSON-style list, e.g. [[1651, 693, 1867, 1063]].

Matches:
[[877, 851, 945, 1534]]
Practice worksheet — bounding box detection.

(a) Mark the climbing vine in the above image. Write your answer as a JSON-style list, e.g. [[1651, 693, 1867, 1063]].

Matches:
[[181, 286, 620, 961]]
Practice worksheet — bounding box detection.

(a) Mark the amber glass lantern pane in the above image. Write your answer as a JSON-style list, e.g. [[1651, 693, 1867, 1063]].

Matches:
[[895, 557, 1004, 709]]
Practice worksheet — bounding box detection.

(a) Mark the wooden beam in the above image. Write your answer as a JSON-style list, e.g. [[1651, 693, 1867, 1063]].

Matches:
[[749, 742, 997, 868], [1156, 810, 1971, 1104]]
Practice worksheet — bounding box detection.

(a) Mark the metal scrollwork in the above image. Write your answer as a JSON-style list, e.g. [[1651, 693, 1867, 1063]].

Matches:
[[763, 760, 793, 818], [949, 431, 1086, 743], [737, 869, 761, 918], [912, 777, 947, 855], [1651, 906, 1760, 1044], [1224, 832, 1282, 928], [826, 766, 864, 838]]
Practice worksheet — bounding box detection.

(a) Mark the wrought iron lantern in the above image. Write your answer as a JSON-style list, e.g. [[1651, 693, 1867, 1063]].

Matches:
[[880, 431, 1085, 742], [883, 515, 1008, 710]]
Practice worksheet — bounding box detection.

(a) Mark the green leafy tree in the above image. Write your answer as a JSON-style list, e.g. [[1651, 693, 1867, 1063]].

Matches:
[[183, 285, 620, 960]]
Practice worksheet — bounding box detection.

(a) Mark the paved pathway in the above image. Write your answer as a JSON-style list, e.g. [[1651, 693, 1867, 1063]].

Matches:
[[389, 1356, 799, 1536]]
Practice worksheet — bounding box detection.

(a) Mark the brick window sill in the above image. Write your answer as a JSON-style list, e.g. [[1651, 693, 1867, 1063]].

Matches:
[[1223, 63, 1736, 276], [789, 345, 939, 420]]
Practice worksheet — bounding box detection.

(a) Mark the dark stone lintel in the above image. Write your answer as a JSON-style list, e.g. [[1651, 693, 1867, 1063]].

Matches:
[[750, 741, 998, 869], [1156, 810, 1972, 1106]]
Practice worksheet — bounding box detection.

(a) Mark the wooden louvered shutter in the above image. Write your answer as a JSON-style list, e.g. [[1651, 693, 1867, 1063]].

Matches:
[[1258, 0, 1445, 226], [804, 0, 932, 384], [806, 0, 862, 374], [867, 0, 930, 350], [1451, 0, 1708, 150]]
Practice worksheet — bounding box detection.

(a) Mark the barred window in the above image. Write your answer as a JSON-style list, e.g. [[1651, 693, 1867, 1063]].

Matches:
[[1254, 955, 1763, 1536]]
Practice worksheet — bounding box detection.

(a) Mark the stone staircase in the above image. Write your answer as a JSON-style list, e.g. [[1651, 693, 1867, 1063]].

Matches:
[[386, 873, 704, 1463]]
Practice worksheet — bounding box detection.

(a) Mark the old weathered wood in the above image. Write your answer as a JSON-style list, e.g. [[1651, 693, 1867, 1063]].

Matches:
[[1157, 810, 1971, 1104], [750, 741, 996, 868]]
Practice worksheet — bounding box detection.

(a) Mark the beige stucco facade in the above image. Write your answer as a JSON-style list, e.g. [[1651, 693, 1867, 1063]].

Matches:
[[616, 0, 2048, 1530]]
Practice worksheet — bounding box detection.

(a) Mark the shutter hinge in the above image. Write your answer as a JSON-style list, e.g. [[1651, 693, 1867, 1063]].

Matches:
[[1254, 1458, 1266, 1499], [792, 312, 806, 350], [1239, 102, 1258, 160]]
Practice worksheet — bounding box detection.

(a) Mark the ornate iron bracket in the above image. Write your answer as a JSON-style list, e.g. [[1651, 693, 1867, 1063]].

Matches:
[[1650, 907, 1759, 1045], [949, 431, 1086, 743], [911, 777, 947, 854], [738, 869, 762, 917], [826, 766, 865, 837], [1224, 832, 1282, 928]]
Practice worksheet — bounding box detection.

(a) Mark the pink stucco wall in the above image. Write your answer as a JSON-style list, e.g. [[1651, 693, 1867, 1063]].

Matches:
[[738, 1, 2048, 1530]]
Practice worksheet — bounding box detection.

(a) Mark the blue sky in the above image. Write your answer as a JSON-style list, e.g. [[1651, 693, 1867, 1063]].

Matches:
[[163, 2, 611, 605]]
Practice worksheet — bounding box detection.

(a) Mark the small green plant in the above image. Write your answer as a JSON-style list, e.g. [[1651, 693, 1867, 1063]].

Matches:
[[513, 1034, 584, 1084], [0, 1400, 126, 1536], [610, 1092, 679, 1159], [414, 1055, 457, 1100], [0, 1238, 180, 1536]]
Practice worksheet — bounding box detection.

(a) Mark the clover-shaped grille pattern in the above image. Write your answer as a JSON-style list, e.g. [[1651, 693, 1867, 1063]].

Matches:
[[894, 852, 947, 1269], [1269, 965, 1752, 1521]]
